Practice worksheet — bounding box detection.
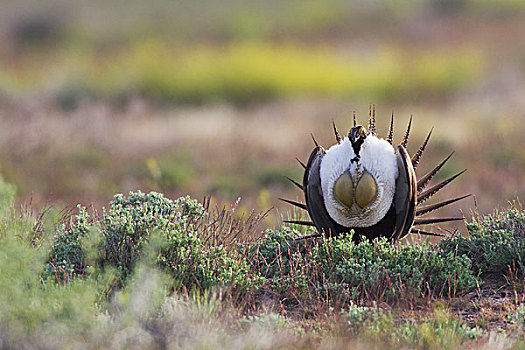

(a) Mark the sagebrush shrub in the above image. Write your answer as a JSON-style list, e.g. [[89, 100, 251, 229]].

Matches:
[[44, 205, 91, 281], [249, 229, 477, 303], [100, 191, 205, 281], [100, 191, 263, 290], [158, 229, 263, 290], [46, 191, 263, 291], [439, 206, 525, 276], [44, 190, 524, 305]]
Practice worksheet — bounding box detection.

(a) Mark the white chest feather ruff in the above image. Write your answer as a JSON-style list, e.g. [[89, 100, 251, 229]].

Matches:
[[320, 136, 398, 227]]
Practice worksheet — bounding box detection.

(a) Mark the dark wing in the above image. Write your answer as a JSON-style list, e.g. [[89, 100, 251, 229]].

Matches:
[[303, 146, 345, 237], [391, 145, 417, 241]]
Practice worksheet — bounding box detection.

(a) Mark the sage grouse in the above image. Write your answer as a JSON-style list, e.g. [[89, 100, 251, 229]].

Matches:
[[282, 109, 471, 242]]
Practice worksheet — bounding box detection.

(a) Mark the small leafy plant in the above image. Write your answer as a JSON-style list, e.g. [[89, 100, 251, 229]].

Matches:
[[439, 206, 525, 278]]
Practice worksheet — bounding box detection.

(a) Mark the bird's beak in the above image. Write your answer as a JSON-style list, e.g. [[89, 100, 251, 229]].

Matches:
[[348, 126, 365, 146], [349, 131, 356, 145]]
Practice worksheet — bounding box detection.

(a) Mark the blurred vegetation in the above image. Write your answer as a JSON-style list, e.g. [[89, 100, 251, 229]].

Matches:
[[2, 41, 483, 106], [0, 0, 514, 106]]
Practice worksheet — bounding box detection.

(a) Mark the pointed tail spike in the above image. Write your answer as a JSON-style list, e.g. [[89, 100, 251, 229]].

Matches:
[[414, 217, 464, 225], [285, 176, 303, 191], [416, 194, 472, 217], [371, 105, 377, 135], [368, 105, 372, 134], [294, 232, 323, 241], [386, 111, 394, 145], [284, 220, 316, 227], [410, 228, 446, 237], [411, 127, 433, 170], [296, 158, 306, 169], [400, 115, 412, 148], [332, 120, 342, 143], [417, 152, 455, 194], [367, 105, 377, 136], [310, 133, 319, 147], [353, 111, 357, 127], [418, 170, 467, 205], [279, 198, 307, 211]]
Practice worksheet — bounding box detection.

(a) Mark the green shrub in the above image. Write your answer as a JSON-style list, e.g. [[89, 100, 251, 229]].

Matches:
[[44, 205, 91, 281], [46, 191, 263, 291], [439, 207, 525, 277], [247, 226, 301, 279], [101, 191, 264, 290], [157, 229, 262, 291], [41, 191, 522, 308], [250, 229, 477, 303], [100, 191, 205, 281]]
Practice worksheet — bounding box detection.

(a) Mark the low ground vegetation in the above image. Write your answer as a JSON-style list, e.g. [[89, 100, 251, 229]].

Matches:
[[1, 176, 525, 349]]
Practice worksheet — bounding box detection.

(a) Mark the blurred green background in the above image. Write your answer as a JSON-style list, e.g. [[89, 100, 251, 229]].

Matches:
[[0, 0, 523, 224]]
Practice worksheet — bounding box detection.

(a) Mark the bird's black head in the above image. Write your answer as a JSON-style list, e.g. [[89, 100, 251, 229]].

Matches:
[[349, 125, 367, 158]]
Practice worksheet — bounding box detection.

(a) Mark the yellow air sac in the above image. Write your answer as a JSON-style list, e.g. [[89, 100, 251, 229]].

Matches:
[[355, 171, 378, 209]]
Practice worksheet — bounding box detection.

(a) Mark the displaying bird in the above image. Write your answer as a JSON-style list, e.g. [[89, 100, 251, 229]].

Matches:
[[281, 108, 471, 242]]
